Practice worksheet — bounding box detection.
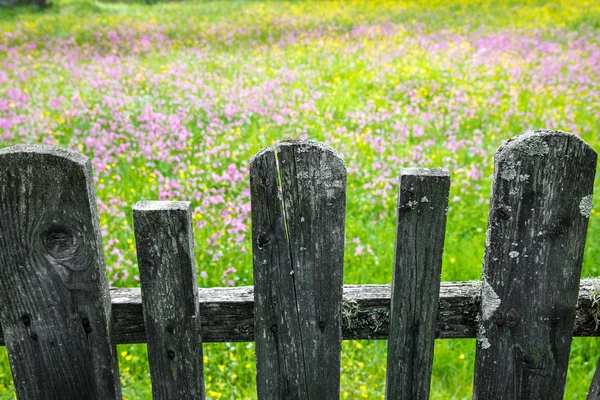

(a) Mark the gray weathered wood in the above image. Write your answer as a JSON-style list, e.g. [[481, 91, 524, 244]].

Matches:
[[473, 130, 597, 399], [250, 141, 346, 399], [133, 201, 205, 399], [0, 146, 121, 399], [3, 280, 600, 344], [385, 168, 450, 400]]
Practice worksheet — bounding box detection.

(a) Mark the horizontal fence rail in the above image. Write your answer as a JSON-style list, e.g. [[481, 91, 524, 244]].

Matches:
[[1, 280, 599, 345]]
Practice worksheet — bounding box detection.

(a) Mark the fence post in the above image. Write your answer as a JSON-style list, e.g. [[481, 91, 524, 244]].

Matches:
[[250, 141, 346, 399], [473, 130, 597, 399], [0, 146, 121, 399], [133, 201, 205, 399], [385, 168, 450, 399]]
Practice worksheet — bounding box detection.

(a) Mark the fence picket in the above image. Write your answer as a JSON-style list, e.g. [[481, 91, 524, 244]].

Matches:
[[133, 201, 205, 399], [250, 141, 346, 400], [473, 130, 597, 399], [385, 168, 450, 399], [0, 146, 121, 399]]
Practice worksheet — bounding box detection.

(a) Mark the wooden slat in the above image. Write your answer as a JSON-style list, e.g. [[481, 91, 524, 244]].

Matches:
[[3, 280, 600, 344], [0, 146, 121, 399], [473, 130, 597, 399], [250, 141, 346, 399], [133, 201, 205, 399], [385, 168, 450, 399]]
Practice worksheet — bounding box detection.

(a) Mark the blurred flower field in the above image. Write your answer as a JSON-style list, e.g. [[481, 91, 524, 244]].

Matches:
[[1, 0, 600, 398]]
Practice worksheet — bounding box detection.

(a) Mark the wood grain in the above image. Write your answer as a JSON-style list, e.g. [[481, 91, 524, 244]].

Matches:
[[385, 168, 450, 400], [250, 141, 346, 399], [0, 146, 121, 399], [133, 201, 205, 399], [473, 130, 598, 399]]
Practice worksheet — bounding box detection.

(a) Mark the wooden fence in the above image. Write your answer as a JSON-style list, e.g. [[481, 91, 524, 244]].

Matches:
[[0, 129, 599, 399]]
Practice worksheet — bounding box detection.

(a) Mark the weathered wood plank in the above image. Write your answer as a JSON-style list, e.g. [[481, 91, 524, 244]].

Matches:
[[385, 168, 450, 400], [250, 146, 305, 399], [277, 141, 346, 399], [250, 141, 346, 399], [0, 146, 121, 399], [133, 201, 205, 399], [473, 130, 597, 399], [2, 280, 600, 344]]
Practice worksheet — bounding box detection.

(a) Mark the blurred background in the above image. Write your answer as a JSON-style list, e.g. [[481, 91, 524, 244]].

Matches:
[[0, 0, 599, 398]]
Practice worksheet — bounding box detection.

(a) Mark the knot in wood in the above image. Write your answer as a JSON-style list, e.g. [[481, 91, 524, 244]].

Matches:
[[256, 233, 271, 250], [542, 217, 571, 237], [22, 314, 31, 327], [271, 324, 278, 333], [42, 226, 79, 260], [82, 318, 92, 334], [167, 350, 175, 360], [492, 204, 511, 221], [506, 308, 520, 328]]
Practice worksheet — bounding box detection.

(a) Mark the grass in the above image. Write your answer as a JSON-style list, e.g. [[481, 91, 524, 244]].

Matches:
[[0, 0, 600, 398]]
